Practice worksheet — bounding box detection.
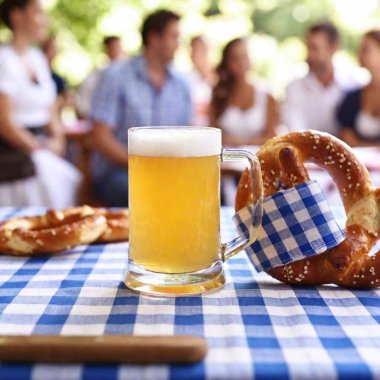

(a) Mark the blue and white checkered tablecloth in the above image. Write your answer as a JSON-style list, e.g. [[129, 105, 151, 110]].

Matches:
[[1, 207, 380, 380]]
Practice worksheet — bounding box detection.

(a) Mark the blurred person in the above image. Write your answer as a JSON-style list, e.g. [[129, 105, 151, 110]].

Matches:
[[209, 38, 277, 146], [283, 22, 360, 135], [188, 35, 215, 126], [90, 10, 192, 207], [41, 34, 78, 124], [104, 35, 125, 61], [209, 37, 277, 206], [337, 30, 380, 145], [0, 0, 81, 207], [76, 36, 125, 119], [41, 35, 67, 100]]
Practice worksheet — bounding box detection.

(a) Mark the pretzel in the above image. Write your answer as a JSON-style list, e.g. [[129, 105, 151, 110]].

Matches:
[[0, 206, 107, 256], [236, 130, 380, 288], [0, 206, 130, 256], [93, 208, 129, 243]]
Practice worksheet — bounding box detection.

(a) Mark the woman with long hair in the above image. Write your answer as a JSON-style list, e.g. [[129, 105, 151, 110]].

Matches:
[[209, 37, 278, 146], [337, 30, 380, 145], [0, 0, 81, 206]]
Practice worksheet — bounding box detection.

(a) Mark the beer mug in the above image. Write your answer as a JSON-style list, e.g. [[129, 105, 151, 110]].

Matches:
[[125, 127, 263, 296]]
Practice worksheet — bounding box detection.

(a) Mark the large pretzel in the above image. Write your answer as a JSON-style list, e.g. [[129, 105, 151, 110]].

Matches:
[[236, 131, 380, 288]]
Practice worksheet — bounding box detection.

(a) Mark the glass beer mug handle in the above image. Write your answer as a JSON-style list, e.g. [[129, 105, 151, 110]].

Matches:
[[221, 148, 263, 262]]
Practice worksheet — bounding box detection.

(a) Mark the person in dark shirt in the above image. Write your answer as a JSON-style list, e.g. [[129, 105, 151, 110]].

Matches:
[[51, 71, 66, 96], [337, 30, 380, 146], [41, 35, 67, 96]]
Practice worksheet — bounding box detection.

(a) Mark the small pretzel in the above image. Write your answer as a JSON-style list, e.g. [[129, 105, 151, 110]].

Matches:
[[93, 208, 129, 243], [236, 130, 380, 289], [0, 206, 130, 256]]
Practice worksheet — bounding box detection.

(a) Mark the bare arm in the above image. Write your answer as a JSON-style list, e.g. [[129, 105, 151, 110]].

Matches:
[[262, 95, 277, 139], [91, 121, 129, 167], [0, 93, 39, 153], [341, 128, 378, 147], [222, 130, 271, 148], [45, 101, 66, 156]]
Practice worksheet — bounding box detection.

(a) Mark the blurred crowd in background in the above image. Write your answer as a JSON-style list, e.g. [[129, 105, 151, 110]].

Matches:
[[0, 0, 379, 208]]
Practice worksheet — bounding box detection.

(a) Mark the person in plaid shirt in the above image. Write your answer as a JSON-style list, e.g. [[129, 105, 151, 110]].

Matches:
[[90, 10, 192, 207]]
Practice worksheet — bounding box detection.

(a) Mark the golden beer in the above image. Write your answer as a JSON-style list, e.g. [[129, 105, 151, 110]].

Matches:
[[128, 154, 220, 273], [125, 127, 262, 296]]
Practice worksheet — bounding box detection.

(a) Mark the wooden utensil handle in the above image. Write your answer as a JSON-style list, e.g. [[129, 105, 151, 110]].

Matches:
[[0, 335, 207, 364]]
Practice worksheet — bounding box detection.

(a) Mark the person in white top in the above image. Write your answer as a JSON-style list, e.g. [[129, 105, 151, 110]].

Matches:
[[209, 37, 277, 146], [187, 36, 215, 127], [0, 0, 81, 207], [76, 36, 125, 119], [283, 22, 360, 135], [209, 37, 278, 205]]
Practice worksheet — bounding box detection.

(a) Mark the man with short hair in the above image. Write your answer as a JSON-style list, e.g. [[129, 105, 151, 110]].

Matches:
[[283, 22, 360, 134], [103, 36, 124, 62], [90, 10, 192, 206]]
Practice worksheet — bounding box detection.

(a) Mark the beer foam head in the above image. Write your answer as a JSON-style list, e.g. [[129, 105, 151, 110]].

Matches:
[[129, 127, 222, 157]]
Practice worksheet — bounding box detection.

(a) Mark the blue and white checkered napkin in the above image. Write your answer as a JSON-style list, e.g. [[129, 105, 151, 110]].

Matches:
[[233, 180, 346, 272]]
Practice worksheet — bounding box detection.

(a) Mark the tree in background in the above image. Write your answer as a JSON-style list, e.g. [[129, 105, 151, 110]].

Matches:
[[2, 0, 378, 91]]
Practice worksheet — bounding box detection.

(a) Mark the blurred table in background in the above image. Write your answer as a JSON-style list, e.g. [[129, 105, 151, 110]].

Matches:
[[222, 145, 380, 207]]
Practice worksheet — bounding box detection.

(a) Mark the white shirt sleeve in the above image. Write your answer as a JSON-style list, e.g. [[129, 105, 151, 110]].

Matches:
[[0, 46, 56, 127], [77, 69, 101, 117], [0, 55, 17, 97], [282, 81, 308, 132]]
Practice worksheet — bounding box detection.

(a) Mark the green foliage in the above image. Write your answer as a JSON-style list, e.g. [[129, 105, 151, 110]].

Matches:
[[48, 0, 113, 54], [1, 0, 375, 85], [252, 0, 338, 42], [204, 0, 222, 17], [45, 0, 376, 59]]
